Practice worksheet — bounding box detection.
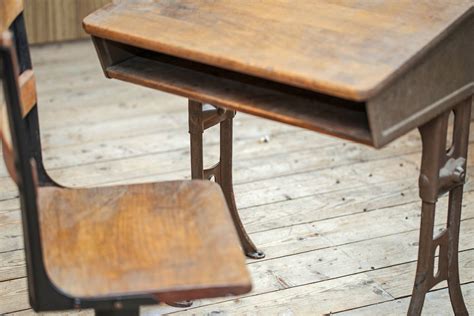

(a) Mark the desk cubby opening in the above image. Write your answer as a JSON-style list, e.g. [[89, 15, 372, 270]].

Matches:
[[92, 37, 373, 146]]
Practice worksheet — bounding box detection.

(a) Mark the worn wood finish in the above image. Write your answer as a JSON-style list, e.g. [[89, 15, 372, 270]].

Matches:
[[18, 69, 36, 116], [1, 70, 36, 135], [38, 180, 250, 301], [0, 0, 22, 32], [83, 0, 472, 101]]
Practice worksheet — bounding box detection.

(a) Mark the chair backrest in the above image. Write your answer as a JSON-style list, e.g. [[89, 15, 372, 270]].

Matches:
[[2, 29, 81, 311], [1, 0, 52, 185], [1, 0, 37, 177], [1, 4, 67, 308], [0, 31, 34, 181], [0, 27, 46, 305]]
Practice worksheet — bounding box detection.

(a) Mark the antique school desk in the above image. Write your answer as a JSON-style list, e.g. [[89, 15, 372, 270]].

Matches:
[[83, 1, 474, 315]]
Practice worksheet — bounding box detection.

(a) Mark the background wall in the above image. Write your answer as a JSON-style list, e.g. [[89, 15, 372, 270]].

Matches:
[[24, 0, 111, 44]]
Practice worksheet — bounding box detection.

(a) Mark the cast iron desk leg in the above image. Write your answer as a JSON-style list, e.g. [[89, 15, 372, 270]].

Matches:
[[188, 100, 265, 259], [408, 97, 471, 315]]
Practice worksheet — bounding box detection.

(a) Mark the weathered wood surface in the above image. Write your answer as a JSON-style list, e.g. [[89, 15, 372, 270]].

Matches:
[[38, 181, 250, 300], [1, 70, 37, 148], [0, 40, 472, 315], [83, 0, 473, 100]]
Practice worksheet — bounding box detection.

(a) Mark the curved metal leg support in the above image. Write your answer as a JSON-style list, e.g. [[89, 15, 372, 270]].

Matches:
[[188, 100, 265, 259], [408, 98, 471, 315]]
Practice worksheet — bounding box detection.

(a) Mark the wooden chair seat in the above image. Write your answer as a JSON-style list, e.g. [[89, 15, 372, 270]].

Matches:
[[36, 180, 250, 302]]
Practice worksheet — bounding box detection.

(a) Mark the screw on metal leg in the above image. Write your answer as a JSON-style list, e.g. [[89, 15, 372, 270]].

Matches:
[[408, 98, 471, 315], [188, 100, 265, 259]]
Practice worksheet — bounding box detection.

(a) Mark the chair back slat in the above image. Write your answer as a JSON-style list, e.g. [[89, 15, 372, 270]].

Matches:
[[19, 69, 37, 115], [0, 0, 23, 32], [1, 68, 36, 183]]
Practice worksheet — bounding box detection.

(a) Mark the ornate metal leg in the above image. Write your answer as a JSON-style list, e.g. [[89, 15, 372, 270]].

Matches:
[[189, 100, 265, 259], [408, 98, 471, 315]]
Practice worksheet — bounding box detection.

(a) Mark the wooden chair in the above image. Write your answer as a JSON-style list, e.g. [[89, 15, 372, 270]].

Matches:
[[0, 2, 251, 315]]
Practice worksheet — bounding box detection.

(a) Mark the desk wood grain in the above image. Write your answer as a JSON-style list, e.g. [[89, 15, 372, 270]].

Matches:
[[83, 0, 473, 101], [38, 181, 251, 301]]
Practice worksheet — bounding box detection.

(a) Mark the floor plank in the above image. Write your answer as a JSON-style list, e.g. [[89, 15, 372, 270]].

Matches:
[[335, 283, 474, 316]]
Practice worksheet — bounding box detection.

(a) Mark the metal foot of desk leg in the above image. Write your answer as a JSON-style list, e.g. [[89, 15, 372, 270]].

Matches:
[[189, 100, 265, 259], [166, 300, 193, 308], [408, 98, 471, 315]]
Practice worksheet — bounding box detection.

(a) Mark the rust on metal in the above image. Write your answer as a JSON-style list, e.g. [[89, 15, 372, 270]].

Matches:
[[188, 100, 265, 259], [409, 98, 471, 316]]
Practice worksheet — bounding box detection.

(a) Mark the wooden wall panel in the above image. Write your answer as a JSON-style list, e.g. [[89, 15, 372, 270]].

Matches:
[[23, 0, 111, 44]]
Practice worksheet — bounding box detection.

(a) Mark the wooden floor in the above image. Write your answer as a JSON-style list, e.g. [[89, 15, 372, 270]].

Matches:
[[0, 40, 473, 315]]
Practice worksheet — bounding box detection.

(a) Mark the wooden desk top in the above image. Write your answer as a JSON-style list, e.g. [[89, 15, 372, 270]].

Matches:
[[84, 0, 472, 101]]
